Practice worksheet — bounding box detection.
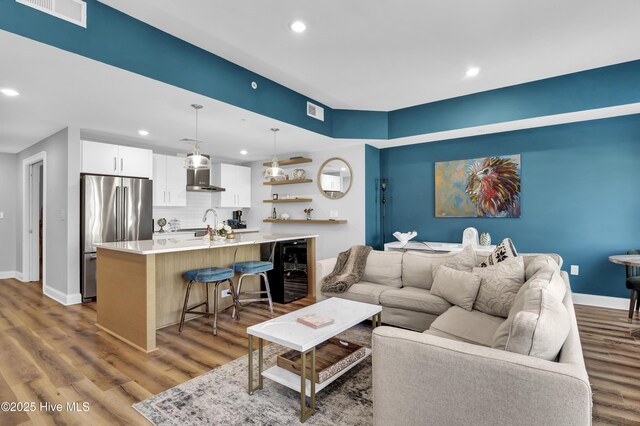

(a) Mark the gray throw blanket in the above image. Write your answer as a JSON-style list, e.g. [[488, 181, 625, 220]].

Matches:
[[321, 245, 372, 293]]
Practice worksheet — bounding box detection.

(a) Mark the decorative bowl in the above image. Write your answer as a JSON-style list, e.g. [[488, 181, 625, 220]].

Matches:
[[393, 231, 417, 243], [281, 213, 291, 220]]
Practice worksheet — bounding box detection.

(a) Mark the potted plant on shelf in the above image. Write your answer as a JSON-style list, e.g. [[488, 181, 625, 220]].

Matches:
[[304, 207, 314, 220]]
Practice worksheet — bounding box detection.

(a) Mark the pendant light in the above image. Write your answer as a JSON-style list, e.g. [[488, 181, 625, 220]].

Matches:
[[264, 128, 285, 180], [183, 104, 211, 170]]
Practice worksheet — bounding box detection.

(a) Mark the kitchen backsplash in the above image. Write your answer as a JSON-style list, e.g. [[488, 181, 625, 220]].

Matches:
[[153, 192, 250, 231]]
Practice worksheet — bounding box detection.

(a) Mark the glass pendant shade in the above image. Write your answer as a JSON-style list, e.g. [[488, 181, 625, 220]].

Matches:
[[184, 150, 211, 170], [264, 157, 285, 179], [182, 104, 211, 170], [264, 128, 285, 179]]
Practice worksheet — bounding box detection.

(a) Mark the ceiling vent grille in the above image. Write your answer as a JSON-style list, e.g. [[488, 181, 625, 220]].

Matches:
[[307, 101, 325, 122], [16, 0, 87, 28]]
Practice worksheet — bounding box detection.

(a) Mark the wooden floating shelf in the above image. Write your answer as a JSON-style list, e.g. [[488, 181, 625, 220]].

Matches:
[[263, 179, 313, 186], [262, 157, 312, 167], [263, 198, 313, 203], [263, 219, 348, 224]]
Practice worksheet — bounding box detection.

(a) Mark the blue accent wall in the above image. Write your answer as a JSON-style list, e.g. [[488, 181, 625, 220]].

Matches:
[[365, 144, 382, 249], [378, 114, 640, 298]]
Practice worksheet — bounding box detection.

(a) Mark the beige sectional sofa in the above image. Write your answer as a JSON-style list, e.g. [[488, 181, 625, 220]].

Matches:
[[316, 249, 592, 425]]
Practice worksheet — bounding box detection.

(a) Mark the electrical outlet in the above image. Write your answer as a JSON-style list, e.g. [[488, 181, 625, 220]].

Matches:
[[570, 265, 579, 276], [221, 289, 232, 298], [329, 210, 338, 218]]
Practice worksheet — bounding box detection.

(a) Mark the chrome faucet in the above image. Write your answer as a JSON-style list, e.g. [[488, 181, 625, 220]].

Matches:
[[202, 208, 218, 226]]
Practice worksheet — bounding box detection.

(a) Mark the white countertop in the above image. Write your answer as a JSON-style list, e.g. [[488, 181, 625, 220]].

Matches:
[[96, 233, 318, 255]]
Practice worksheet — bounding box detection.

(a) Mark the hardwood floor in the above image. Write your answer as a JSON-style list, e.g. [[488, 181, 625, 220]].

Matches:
[[575, 304, 640, 425], [1, 278, 639, 425], [0, 278, 311, 425]]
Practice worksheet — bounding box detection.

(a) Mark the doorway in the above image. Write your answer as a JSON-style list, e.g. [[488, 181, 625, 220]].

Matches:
[[22, 152, 46, 288]]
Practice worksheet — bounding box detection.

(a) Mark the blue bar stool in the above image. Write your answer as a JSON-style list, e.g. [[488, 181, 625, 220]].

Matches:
[[180, 267, 236, 335], [231, 243, 276, 319]]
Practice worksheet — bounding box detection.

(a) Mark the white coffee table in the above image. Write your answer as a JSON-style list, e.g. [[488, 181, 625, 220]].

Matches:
[[246, 297, 382, 422]]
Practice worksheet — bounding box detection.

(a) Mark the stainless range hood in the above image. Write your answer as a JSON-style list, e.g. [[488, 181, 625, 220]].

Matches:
[[186, 161, 225, 192]]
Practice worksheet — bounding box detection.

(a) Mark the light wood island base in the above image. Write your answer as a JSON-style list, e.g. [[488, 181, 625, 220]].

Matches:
[[96, 235, 317, 352]]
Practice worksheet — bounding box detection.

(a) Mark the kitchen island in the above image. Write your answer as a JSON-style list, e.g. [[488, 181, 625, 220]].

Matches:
[[95, 233, 318, 353]]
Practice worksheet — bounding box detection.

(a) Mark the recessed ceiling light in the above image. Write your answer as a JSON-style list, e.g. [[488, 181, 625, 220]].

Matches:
[[240, 150, 248, 156], [138, 130, 150, 136], [341, 167, 347, 171], [1, 88, 20, 97], [465, 67, 480, 78], [290, 21, 307, 33]]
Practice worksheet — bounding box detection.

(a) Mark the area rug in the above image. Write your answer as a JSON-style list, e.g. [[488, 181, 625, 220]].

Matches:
[[133, 324, 373, 425]]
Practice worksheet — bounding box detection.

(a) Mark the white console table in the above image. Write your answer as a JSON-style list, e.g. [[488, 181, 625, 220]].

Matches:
[[384, 241, 496, 253]]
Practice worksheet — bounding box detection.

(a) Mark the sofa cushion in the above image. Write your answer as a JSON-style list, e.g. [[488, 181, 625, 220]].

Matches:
[[422, 328, 467, 343], [504, 287, 570, 361], [472, 256, 526, 318], [323, 281, 390, 305], [429, 306, 505, 347], [527, 271, 567, 303], [525, 255, 561, 280], [362, 250, 403, 288], [430, 266, 481, 311], [379, 287, 451, 315], [479, 238, 518, 267], [402, 251, 458, 290], [431, 244, 477, 279]]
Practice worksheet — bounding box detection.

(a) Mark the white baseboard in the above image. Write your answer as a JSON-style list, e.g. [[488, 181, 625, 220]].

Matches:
[[572, 293, 629, 310], [0, 271, 18, 279], [43, 285, 82, 306], [15, 271, 25, 282]]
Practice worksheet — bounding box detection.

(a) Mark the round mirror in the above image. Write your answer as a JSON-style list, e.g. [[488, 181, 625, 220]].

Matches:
[[318, 157, 353, 199]]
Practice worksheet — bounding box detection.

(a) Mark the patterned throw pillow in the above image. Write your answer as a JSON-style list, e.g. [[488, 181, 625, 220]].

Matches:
[[473, 256, 526, 318], [480, 238, 518, 267]]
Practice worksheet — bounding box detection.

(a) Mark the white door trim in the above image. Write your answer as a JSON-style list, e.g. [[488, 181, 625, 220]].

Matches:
[[21, 152, 47, 286], [29, 162, 42, 281]]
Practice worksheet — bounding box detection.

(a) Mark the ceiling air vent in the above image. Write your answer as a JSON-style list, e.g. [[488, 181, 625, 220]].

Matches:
[[16, 0, 87, 28], [307, 101, 325, 122]]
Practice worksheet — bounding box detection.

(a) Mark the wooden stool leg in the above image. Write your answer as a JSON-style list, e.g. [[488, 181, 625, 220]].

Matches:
[[179, 281, 194, 332], [635, 292, 640, 313], [629, 290, 637, 324]]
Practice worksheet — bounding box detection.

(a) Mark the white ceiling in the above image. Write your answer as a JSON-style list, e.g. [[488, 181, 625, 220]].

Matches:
[[0, 31, 359, 157], [99, 0, 640, 110]]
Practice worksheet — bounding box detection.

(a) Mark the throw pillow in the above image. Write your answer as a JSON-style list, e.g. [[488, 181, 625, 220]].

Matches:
[[472, 256, 525, 318], [430, 265, 482, 311], [504, 287, 570, 361], [480, 238, 518, 267], [431, 244, 477, 279]]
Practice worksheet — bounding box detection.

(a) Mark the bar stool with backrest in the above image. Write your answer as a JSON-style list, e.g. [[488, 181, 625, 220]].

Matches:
[[231, 242, 276, 320], [180, 266, 236, 335], [626, 249, 640, 323]]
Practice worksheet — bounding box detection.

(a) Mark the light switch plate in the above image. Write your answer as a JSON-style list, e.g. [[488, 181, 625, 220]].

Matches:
[[329, 210, 338, 218], [0, 212, 3, 219], [570, 265, 579, 276]]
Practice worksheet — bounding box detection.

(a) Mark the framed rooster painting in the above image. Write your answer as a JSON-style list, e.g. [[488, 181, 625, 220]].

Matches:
[[435, 154, 521, 218]]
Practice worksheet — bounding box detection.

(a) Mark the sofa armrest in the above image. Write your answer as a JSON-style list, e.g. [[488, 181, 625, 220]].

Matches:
[[315, 257, 337, 301], [372, 326, 591, 426]]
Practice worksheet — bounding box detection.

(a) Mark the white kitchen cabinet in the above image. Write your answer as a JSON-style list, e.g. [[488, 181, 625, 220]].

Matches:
[[81, 140, 152, 178], [153, 154, 187, 207], [321, 174, 342, 192], [211, 163, 251, 208]]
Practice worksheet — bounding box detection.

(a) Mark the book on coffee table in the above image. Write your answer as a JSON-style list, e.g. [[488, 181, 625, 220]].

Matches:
[[297, 314, 334, 329]]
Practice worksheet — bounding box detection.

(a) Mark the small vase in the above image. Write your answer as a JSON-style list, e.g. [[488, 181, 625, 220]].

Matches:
[[306, 213, 312, 220], [479, 232, 492, 246]]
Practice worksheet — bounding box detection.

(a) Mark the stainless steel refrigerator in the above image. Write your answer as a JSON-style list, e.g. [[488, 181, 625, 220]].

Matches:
[[81, 175, 152, 301]]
